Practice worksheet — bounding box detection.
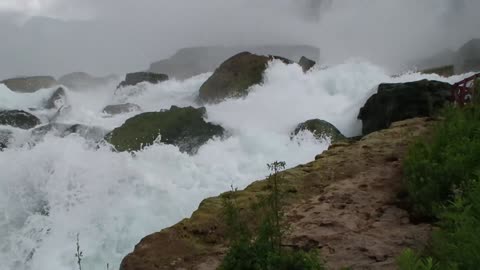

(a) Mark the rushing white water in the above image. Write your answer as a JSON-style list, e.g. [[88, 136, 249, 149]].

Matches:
[[0, 60, 472, 270]]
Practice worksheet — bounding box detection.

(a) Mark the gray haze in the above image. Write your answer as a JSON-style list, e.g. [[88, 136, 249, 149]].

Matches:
[[0, 0, 479, 79]]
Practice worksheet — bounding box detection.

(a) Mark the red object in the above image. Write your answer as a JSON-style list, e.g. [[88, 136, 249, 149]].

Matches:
[[452, 73, 480, 106]]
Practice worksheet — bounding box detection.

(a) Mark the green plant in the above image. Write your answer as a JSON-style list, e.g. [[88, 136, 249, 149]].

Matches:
[[404, 105, 480, 219], [219, 161, 324, 270], [397, 249, 436, 270]]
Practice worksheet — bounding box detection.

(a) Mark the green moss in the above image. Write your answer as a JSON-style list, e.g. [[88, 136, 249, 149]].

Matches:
[[0, 110, 40, 129], [292, 119, 346, 143], [198, 52, 290, 103], [106, 106, 224, 153]]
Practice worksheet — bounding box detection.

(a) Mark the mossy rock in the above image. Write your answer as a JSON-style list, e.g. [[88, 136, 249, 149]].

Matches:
[[198, 52, 292, 103], [0, 110, 40, 129], [291, 119, 345, 143], [106, 106, 224, 154], [117, 72, 169, 88], [2, 76, 57, 93]]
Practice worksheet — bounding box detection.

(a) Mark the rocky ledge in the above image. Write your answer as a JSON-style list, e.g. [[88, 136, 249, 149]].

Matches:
[[120, 117, 434, 270]]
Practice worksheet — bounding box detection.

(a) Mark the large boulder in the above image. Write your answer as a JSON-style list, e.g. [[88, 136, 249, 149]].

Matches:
[[298, 56, 316, 72], [198, 52, 292, 103], [59, 72, 118, 90], [149, 45, 320, 79], [291, 119, 345, 143], [358, 80, 453, 135], [1, 76, 57, 93], [117, 72, 168, 88], [45, 87, 67, 109], [106, 106, 224, 153], [0, 110, 40, 129], [102, 103, 141, 115]]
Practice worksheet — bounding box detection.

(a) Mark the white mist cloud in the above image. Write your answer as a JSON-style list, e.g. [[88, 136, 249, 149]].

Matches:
[[0, 0, 478, 79]]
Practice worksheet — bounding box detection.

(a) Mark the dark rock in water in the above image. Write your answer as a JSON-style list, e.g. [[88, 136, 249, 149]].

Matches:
[[1, 76, 57, 93], [149, 45, 320, 79], [59, 72, 118, 90], [291, 119, 345, 143], [298, 56, 316, 72], [103, 103, 141, 115], [0, 129, 12, 150], [358, 80, 453, 135], [106, 106, 224, 154], [198, 52, 292, 104], [117, 72, 169, 88], [45, 87, 67, 109], [31, 123, 109, 142], [0, 110, 40, 129], [456, 38, 480, 73]]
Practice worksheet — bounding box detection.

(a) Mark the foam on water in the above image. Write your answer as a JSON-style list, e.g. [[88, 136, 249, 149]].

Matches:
[[0, 61, 472, 270]]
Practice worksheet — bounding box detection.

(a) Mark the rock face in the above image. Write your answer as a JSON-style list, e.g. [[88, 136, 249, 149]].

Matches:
[[45, 87, 67, 109], [149, 45, 320, 79], [291, 119, 345, 143], [117, 72, 168, 88], [1, 76, 57, 93], [0, 110, 40, 129], [120, 118, 433, 270], [198, 52, 292, 103], [59, 72, 117, 90], [102, 103, 141, 115], [358, 80, 453, 135], [298, 56, 316, 72], [106, 106, 224, 153], [456, 38, 480, 73]]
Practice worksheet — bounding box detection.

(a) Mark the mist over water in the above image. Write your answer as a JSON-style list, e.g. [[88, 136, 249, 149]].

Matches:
[[0, 60, 474, 270]]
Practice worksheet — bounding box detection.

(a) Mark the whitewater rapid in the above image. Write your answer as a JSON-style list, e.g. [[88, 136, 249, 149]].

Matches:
[[0, 60, 471, 270]]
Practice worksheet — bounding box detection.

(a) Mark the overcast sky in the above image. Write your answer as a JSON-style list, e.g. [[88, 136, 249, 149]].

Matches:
[[0, 0, 478, 79]]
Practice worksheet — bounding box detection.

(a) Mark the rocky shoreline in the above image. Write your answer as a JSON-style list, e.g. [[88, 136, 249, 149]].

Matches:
[[120, 117, 435, 270]]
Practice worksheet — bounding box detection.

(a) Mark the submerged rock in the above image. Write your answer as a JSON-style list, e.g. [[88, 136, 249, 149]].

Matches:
[[1, 76, 57, 93], [31, 123, 109, 142], [117, 72, 168, 88], [298, 56, 316, 72], [106, 106, 224, 154], [198, 52, 292, 104], [0, 129, 12, 150], [45, 87, 67, 109], [102, 103, 141, 115], [358, 79, 453, 135], [291, 119, 345, 143], [0, 110, 40, 129]]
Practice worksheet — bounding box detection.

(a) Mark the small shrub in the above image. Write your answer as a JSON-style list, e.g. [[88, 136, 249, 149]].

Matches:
[[219, 161, 324, 270]]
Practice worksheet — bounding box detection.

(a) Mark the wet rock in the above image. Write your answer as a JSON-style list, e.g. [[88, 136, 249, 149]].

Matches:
[[198, 52, 292, 104], [0, 110, 40, 129], [358, 79, 453, 135], [31, 123, 109, 142], [291, 119, 345, 143], [1, 76, 57, 93], [117, 72, 168, 88], [106, 106, 224, 154], [45, 87, 67, 109], [102, 103, 141, 115], [298, 56, 316, 72]]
